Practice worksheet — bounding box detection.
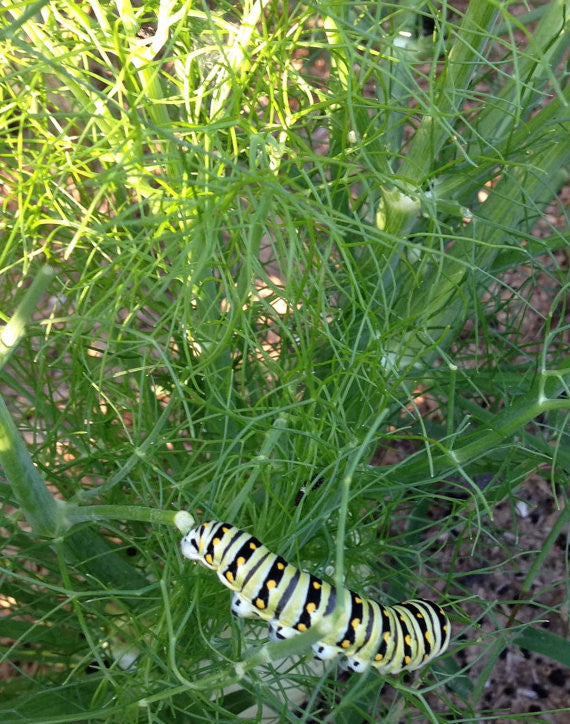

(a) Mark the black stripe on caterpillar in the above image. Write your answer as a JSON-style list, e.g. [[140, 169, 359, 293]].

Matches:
[[180, 520, 451, 674]]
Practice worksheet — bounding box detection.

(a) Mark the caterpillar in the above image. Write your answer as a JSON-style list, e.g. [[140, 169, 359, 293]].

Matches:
[[180, 519, 451, 674]]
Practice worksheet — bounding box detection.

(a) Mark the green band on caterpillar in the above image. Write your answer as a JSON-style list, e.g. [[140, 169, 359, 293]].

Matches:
[[181, 520, 450, 674]]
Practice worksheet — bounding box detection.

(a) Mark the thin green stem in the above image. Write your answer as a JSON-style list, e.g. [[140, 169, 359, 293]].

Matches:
[[446, 363, 458, 440], [507, 502, 570, 628], [228, 413, 289, 519]]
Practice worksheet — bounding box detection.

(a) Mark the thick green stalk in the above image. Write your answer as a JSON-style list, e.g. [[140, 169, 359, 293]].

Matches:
[[63, 504, 178, 527], [0, 268, 155, 592], [397, 0, 499, 183], [0, 393, 62, 536], [391, 360, 570, 481], [472, 0, 569, 150], [376, 0, 499, 239], [390, 125, 570, 365], [0, 391, 161, 591], [0, 266, 59, 535], [434, 83, 570, 205], [0, 265, 54, 371]]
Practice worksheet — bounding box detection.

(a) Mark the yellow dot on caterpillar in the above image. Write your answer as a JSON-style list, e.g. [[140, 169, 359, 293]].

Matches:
[[266, 579, 276, 590], [341, 640, 350, 649], [249, 542, 257, 550], [225, 571, 234, 583], [375, 654, 383, 661], [205, 553, 213, 564], [405, 656, 411, 664], [405, 634, 411, 645], [354, 596, 362, 604], [213, 538, 220, 546], [417, 612, 424, 619], [351, 618, 360, 629], [425, 631, 431, 644], [313, 581, 321, 589], [306, 602, 316, 614], [222, 527, 229, 533], [382, 608, 388, 615], [423, 653, 428, 659], [384, 633, 390, 643], [256, 598, 265, 609], [297, 623, 307, 632], [400, 615, 405, 623], [237, 556, 245, 566], [277, 562, 285, 570], [443, 625, 448, 632]]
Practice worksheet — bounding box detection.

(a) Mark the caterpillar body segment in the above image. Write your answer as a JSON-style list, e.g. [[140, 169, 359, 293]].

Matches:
[[180, 520, 450, 674]]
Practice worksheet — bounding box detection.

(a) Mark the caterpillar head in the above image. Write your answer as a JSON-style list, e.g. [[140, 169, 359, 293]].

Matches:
[[180, 527, 202, 562]]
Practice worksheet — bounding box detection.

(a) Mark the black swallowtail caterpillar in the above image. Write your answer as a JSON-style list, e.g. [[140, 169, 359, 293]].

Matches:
[[179, 518, 451, 674]]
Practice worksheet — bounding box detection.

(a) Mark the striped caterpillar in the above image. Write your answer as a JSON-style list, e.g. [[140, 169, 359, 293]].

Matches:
[[179, 518, 451, 674]]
